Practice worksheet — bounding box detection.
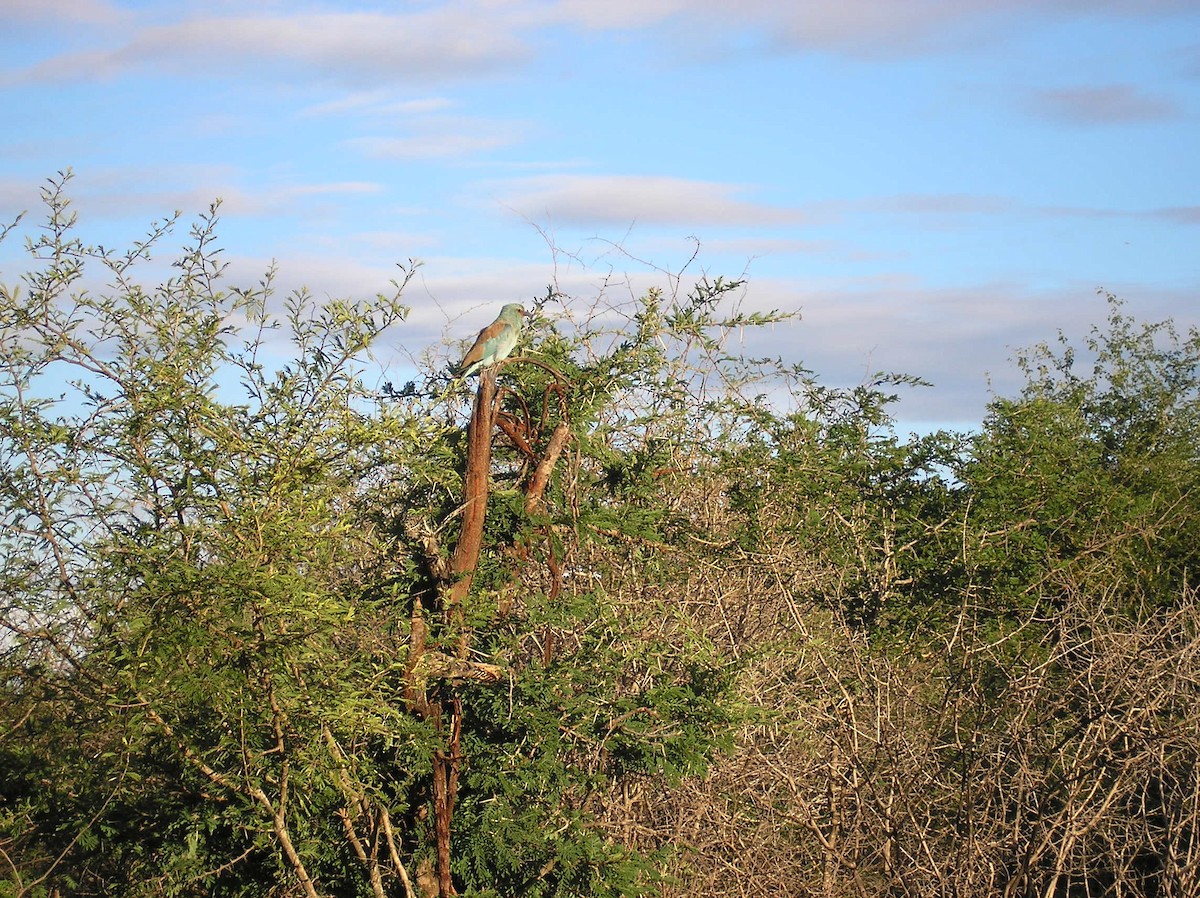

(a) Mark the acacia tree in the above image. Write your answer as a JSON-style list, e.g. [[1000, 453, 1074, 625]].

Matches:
[[0, 174, 428, 897], [961, 295, 1200, 624], [0, 174, 777, 897]]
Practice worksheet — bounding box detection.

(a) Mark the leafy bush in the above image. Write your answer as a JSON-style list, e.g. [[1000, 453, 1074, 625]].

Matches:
[[4, 175, 1199, 898], [0, 175, 759, 897]]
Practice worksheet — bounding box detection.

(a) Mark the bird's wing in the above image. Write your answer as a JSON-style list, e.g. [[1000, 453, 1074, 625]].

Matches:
[[459, 317, 510, 370]]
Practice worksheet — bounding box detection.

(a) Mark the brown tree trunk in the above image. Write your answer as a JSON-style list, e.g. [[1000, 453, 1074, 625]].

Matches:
[[432, 371, 496, 895], [431, 699, 463, 897], [446, 367, 497, 643], [421, 366, 572, 896]]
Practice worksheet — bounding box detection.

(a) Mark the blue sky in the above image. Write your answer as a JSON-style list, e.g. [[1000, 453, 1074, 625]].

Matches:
[[2, 0, 1198, 430]]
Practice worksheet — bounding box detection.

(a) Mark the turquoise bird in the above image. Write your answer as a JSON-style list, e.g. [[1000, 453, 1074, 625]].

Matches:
[[454, 303, 528, 376]]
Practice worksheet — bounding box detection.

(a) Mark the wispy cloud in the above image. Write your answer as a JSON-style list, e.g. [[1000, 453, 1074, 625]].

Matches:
[[348, 134, 523, 160], [741, 273, 1118, 422], [7, 167, 384, 221], [8, 1, 1198, 91], [7, 8, 530, 86], [0, 0, 127, 25], [305, 93, 528, 161], [176, 181, 386, 219], [542, 0, 687, 30], [823, 193, 1198, 227], [865, 194, 1016, 216], [491, 174, 806, 228], [344, 114, 530, 160], [302, 93, 456, 119], [703, 236, 855, 259], [750, 0, 992, 57], [548, 0, 1200, 58], [1153, 206, 1200, 224], [1023, 84, 1180, 125]]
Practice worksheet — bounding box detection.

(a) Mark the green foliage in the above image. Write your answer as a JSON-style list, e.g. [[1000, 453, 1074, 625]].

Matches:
[[1, 174, 747, 897], [961, 294, 1200, 622], [714, 372, 966, 636], [1, 172, 426, 896], [715, 292, 1200, 645], [5, 174, 1199, 898]]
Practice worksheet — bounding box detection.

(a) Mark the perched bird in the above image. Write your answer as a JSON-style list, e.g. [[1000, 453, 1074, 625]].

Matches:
[[454, 303, 528, 376]]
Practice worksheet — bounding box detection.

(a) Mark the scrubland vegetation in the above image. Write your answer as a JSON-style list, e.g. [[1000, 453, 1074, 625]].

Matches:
[[3, 174, 1199, 897]]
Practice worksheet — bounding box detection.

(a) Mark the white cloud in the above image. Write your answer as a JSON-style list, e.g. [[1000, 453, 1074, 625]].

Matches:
[[811, 193, 1198, 229], [0, 177, 45, 215], [702, 236, 855, 259], [0, 0, 126, 25], [5, 167, 385, 223], [9, 0, 1197, 90], [736, 273, 1112, 423], [302, 93, 456, 118], [305, 92, 533, 160], [867, 194, 1017, 216], [189, 181, 386, 218], [345, 114, 529, 160], [347, 134, 517, 160], [1154, 206, 1200, 225], [491, 174, 806, 228], [1023, 84, 1181, 124], [9, 8, 530, 86], [540, 0, 1200, 64], [540, 0, 688, 30]]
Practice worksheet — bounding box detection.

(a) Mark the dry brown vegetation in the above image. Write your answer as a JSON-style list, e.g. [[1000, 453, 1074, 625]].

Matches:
[[576, 463, 1200, 898]]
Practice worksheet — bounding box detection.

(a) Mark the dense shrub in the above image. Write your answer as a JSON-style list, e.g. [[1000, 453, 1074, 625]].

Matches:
[[3, 176, 1198, 897]]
